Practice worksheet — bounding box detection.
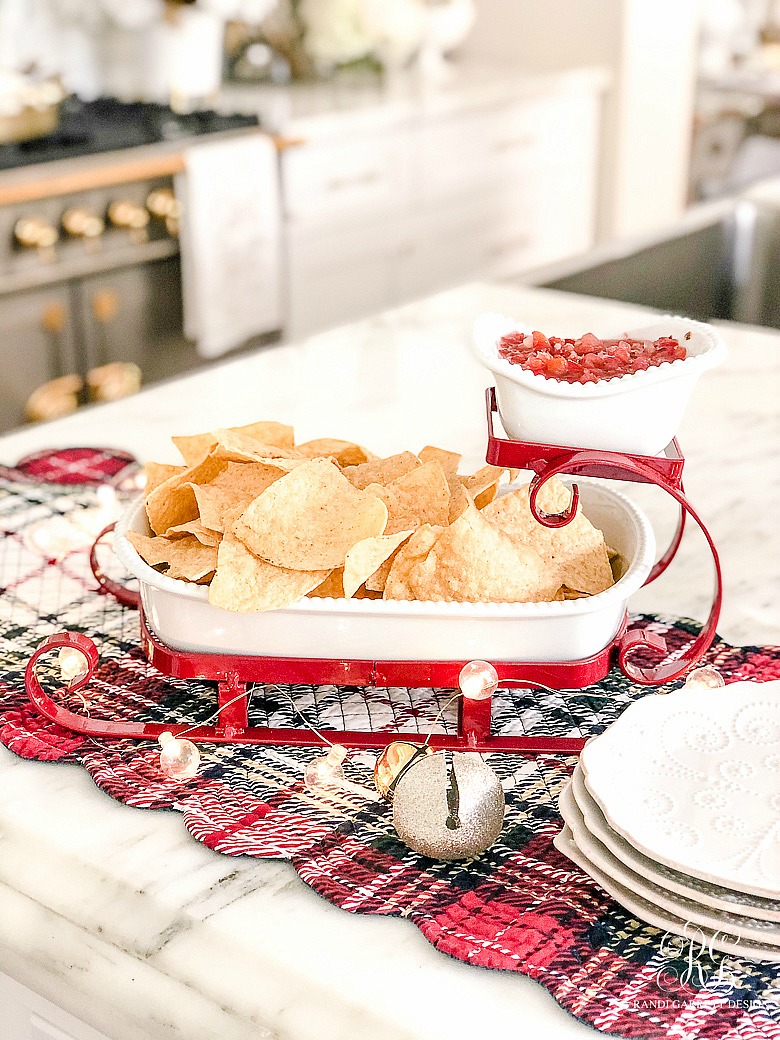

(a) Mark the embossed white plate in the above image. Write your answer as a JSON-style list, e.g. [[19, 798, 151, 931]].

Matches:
[[559, 779, 780, 942], [569, 765, 780, 922], [579, 681, 780, 899], [554, 825, 780, 963]]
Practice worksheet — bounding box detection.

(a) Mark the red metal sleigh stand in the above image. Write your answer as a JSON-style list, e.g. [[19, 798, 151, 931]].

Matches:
[[24, 388, 722, 755]]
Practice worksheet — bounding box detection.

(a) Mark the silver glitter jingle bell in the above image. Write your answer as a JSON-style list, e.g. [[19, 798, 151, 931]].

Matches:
[[392, 751, 505, 860]]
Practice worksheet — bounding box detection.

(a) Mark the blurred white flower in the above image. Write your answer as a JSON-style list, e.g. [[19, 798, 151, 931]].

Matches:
[[360, 0, 425, 66], [298, 0, 426, 68], [298, 0, 376, 67], [195, 0, 278, 22]]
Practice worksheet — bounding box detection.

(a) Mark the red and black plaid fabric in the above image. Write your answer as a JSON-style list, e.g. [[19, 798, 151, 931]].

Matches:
[[0, 446, 137, 486], [1, 451, 779, 1040]]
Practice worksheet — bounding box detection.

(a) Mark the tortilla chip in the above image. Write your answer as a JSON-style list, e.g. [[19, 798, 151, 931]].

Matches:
[[127, 530, 176, 568], [384, 504, 559, 603], [354, 586, 383, 599], [382, 525, 446, 599], [343, 529, 414, 599], [145, 455, 228, 534], [190, 484, 224, 534], [560, 585, 591, 600], [208, 532, 328, 612], [172, 421, 294, 466], [462, 465, 504, 509], [127, 531, 217, 582], [296, 438, 375, 467], [233, 458, 388, 570], [172, 432, 218, 467], [143, 462, 184, 496], [307, 568, 345, 598], [166, 519, 222, 547], [190, 461, 292, 534], [481, 476, 614, 595], [447, 481, 472, 523], [164, 539, 219, 582], [364, 554, 396, 593], [418, 445, 461, 474], [209, 430, 304, 464], [342, 452, 421, 490], [234, 420, 295, 449], [364, 461, 450, 536]]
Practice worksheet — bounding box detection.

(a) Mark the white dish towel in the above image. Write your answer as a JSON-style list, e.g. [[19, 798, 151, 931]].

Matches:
[[177, 132, 283, 359]]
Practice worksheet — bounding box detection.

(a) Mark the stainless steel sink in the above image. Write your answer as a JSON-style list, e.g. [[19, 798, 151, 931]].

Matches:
[[531, 196, 780, 328]]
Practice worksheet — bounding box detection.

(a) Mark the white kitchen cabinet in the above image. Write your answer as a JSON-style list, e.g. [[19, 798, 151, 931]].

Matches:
[[283, 132, 411, 230], [0, 971, 113, 1040], [281, 82, 603, 339], [286, 218, 413, 335]]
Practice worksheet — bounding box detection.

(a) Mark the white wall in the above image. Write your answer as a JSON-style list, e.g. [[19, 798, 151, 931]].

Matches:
[[465, 0, 701, 242]]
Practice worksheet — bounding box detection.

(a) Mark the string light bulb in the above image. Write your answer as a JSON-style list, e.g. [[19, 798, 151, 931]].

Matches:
[[58, 646, 88, 685], [684, 665, 725, 691], [458, 660, 499, 701], [158, 731, 201, 781], [304, 744, 348, 792]]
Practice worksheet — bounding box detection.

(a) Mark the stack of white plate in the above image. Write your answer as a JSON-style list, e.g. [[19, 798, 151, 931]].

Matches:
[[554, 679, 780, 961]]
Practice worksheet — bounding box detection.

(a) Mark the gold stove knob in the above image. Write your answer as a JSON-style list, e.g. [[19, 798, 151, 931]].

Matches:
[[14, 216, 59, 250], [62, 207, 105, 239], [107, 199, 150, 231], [146, 187, 180, 220]]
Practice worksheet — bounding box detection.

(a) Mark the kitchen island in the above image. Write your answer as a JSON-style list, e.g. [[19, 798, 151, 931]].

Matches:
[[0, 282, 778, 1040]]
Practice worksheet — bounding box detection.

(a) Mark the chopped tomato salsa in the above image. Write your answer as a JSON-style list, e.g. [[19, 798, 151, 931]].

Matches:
[[497, 330, 687, 383]]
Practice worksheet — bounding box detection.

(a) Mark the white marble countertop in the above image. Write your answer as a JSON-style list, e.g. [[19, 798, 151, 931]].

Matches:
[[218, 60, 610, 140], [1, 282, 779, 1040]]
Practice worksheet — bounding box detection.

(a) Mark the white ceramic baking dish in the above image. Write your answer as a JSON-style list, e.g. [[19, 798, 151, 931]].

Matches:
[[114, 480, 655, 663], [473, 313, 727, 455]]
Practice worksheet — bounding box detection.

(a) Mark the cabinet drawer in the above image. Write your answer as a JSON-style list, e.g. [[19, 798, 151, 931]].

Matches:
[[0, 285, 79, 431], [285, 221, 411, 338], [282, 133, 411, 227], [418, 91, 599, 203], [482, 171, 596, 280], [405, 166, 596, 297]]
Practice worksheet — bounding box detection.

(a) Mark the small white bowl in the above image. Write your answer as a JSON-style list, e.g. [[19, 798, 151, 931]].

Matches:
[[473, 313, 727, 455]]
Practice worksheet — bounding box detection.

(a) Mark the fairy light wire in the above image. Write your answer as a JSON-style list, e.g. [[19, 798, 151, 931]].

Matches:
[[170, 687, 254, 742]]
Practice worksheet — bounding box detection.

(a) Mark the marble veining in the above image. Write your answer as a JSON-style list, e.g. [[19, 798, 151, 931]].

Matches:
[[0, 282, 778, 1039]]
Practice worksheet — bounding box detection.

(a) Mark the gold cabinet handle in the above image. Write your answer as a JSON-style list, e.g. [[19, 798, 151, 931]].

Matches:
[[107, 199, 150, 231], [41, 301, 66, 334], [146, 187, 180, 220], [146, 187, 181, 237], [325, 170, 381, 192], [14, 216, 59, 250], [91, 289, 120, 324], [62, 207, 105, 239]]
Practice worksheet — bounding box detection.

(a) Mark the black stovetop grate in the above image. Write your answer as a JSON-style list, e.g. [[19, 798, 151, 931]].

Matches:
[[0, 96, 260, 172]]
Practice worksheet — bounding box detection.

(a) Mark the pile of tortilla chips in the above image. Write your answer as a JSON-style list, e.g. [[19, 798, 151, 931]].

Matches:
[[127, 420, 617, 613]]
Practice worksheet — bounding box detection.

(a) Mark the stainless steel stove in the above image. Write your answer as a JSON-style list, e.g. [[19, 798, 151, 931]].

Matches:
[[0, 97, 262, 432]]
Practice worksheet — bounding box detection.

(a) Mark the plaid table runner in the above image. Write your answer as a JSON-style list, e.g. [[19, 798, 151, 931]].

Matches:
[[1, 450, 779, 1040]]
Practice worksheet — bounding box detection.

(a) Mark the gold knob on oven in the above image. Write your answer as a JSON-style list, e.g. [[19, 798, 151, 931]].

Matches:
[[62, 207, 105, 239], [146, 187, 181, 237], [14, 216, 59, 250], [146, 187, 180, 220], [107, 199, 150, 231]]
